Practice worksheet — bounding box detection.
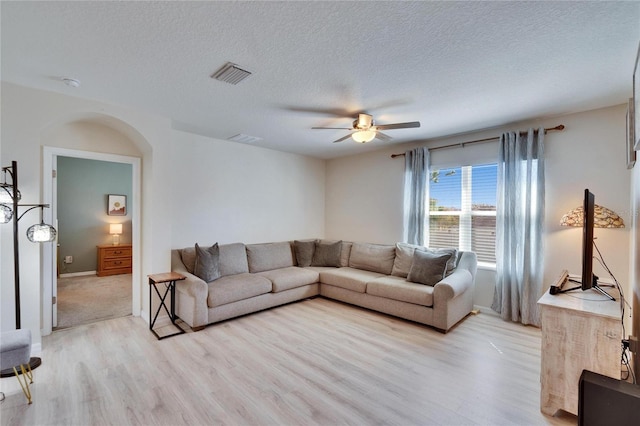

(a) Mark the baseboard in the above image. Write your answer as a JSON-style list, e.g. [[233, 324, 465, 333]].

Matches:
[[59, 271, 97, 278]]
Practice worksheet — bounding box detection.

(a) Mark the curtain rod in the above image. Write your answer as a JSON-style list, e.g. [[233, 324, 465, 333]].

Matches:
[[390, 124, 565, 158]]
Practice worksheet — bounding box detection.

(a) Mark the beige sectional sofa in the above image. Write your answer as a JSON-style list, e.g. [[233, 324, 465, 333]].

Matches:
[[170, 240, 477, 333]]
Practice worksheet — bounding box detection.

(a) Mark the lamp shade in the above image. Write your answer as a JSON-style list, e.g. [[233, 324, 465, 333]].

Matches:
[[352, 130, 376, 143], [109, 223, 123, 235], [0, 204, 12, 223], [26, 222, 57, 242], [0, 185, 20, 203], [560, 204, 625, 228]]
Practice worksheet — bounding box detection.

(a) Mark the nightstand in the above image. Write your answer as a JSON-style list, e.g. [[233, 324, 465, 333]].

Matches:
[[97, 244, 132, 276]]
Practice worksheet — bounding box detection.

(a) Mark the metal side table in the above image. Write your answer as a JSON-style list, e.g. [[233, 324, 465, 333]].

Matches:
[[148, 272, 187, 340]]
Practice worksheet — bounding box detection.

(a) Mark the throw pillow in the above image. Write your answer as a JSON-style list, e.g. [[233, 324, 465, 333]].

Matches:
[[194, 242, 221, 282], [407, 249, 452, 286], [311, 240, 342, 267], [294, 240, 316, 267], [392, 243, 459, 278]]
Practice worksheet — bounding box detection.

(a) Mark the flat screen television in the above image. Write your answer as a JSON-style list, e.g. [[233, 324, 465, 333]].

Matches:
[[581, 189, 615, 301]]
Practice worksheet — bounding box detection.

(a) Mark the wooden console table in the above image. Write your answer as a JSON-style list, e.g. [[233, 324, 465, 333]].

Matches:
[[538, 287, 621, 416]]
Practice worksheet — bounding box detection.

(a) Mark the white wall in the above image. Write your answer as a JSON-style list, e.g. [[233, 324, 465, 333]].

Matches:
[[325, 104, 633, 314], [170, 132, 325, 247]]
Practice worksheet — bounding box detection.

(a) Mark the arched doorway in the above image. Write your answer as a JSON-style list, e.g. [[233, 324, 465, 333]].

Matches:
[[40, 114, 147, 336]]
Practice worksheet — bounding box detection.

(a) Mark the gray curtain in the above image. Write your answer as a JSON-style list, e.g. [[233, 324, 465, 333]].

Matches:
[[403, 147, 429, 245], [492, 128, 545, 326]]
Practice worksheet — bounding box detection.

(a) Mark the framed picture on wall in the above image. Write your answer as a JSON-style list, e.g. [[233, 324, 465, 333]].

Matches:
[[108, 194, 127, 216], [634, 41, 640, 150], [628, 98, 636, 169]]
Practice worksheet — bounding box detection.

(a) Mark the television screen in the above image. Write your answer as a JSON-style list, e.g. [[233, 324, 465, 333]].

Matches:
[[581, 189, 595, 291]]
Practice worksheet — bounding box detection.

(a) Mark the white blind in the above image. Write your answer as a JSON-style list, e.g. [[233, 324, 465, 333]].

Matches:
[[429, 164, 497, 264]]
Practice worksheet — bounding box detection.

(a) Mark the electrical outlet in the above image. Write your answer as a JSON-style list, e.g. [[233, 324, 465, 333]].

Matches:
[[629, 336, 638, 354], [64, 255, 73, 264]]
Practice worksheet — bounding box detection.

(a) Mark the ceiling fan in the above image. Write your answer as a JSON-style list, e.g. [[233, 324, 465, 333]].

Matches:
[[312, 113, 420, 144]]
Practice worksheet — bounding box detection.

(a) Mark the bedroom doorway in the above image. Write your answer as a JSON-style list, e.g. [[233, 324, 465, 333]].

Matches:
[[54, 155, 134, 329], [42, 146, 141, 335]]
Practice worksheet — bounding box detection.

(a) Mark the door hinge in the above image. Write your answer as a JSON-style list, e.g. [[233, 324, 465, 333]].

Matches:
[[52, 296, 57, 305], [52, 169, 57, 178]]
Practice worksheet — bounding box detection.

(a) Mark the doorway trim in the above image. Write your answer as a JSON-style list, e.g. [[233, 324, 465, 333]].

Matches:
[[42, 146, 141, 336]]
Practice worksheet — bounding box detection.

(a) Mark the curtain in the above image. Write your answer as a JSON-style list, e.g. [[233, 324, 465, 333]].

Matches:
[[403, 147, 429, 245], [492, 128, 545, 326]]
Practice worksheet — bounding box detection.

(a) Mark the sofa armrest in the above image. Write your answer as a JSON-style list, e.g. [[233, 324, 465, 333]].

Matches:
[[433, 268, 472, 301], [433, 251, 477, 301], [171, 249, 208, 327]]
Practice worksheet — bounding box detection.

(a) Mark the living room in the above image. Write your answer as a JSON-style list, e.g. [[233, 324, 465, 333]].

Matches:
[[1, 1, 639, 424]]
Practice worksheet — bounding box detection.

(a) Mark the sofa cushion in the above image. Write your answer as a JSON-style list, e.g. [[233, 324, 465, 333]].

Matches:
[[193, 243, 221, 282], [246, 242, 295, 273], [294, 239, 316, 267], [207, 273, 272, 308], [392, 243, 458, 278], [366, 275, 434, 307], [256, 266, 319, 292], [348, 242, 396, 275], [407, 249, 452, 286], [311, 240, 342, 267], [181, 242, 249, 277], [320, 267, 385, 293], [219, 243, 250, 276]]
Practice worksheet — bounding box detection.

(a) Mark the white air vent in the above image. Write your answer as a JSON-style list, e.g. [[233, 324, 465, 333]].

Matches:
[[228, 134, 262, 144], [211, 62, 252, 85]]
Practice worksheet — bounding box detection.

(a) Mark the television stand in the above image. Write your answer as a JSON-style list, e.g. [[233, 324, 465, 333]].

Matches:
[[538, 287, 622, 416], [591, 283, 615, 301]]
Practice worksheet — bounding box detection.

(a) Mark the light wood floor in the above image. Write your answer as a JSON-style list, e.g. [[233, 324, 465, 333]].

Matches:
[[1, 298, 576, 425]]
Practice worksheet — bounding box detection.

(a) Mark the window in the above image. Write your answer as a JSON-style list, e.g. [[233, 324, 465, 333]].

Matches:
[[428, 164, 497, 265]]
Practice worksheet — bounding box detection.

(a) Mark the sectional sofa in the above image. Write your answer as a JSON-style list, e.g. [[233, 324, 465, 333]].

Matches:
[[170, 240, 477, 333]]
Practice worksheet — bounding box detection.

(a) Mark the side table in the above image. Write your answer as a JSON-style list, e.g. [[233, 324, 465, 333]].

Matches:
[[148, 272, 187, 340]]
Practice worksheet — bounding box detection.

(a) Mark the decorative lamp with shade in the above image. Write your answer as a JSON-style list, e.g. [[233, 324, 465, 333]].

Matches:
[[109, 223, 123, 245], [0, 161, 55, 377], [560, 204, 625, 228]]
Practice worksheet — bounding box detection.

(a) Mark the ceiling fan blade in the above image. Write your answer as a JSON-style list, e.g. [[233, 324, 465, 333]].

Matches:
[[374, 132, 393, 142], [375, 121, 421, 130], [332, 134, 354, 143], [312, 127, 352, 130]]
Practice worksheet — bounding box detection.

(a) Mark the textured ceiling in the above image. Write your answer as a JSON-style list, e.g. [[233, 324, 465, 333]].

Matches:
[[1, 1, 639, 159]]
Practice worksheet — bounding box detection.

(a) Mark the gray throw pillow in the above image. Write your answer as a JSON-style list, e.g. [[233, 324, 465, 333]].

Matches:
[[311, 240, 342, 267], [294, 240, 316, 267], [407, 249, 452, 286], [194, 243, 221, 282]]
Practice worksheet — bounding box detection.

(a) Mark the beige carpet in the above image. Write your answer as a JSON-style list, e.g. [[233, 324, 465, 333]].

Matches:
[[56, 274, 132, 329]]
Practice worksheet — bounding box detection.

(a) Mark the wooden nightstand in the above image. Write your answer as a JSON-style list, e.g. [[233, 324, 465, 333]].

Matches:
[[97, 244, 132, 276]]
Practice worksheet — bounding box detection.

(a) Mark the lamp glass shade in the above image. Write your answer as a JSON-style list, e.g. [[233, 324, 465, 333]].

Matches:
[[0, 204, 12, 223], [109, 223, 123, 235], [352, 130, 376, 143], [0, 186, 20, 203], [560, 204, 625, 228], [26, 222, 57, 242]]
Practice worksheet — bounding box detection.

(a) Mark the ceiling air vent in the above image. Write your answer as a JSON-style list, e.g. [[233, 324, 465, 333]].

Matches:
[[228, 134, 262, 144], [211, 62, 252, 85]]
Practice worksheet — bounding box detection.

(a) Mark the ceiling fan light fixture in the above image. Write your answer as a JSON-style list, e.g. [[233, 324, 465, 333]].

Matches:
[[352, 130, 376, 143]]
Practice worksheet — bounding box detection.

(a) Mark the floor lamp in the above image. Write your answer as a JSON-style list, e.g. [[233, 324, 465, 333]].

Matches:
[[1, 161, 57, 376]]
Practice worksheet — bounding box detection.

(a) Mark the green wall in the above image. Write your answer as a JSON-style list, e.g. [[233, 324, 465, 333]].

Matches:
[[57, 156, 132, 274]]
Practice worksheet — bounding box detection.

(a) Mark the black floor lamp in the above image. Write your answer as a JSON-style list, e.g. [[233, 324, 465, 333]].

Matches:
[[1, 161, 57, 375]]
